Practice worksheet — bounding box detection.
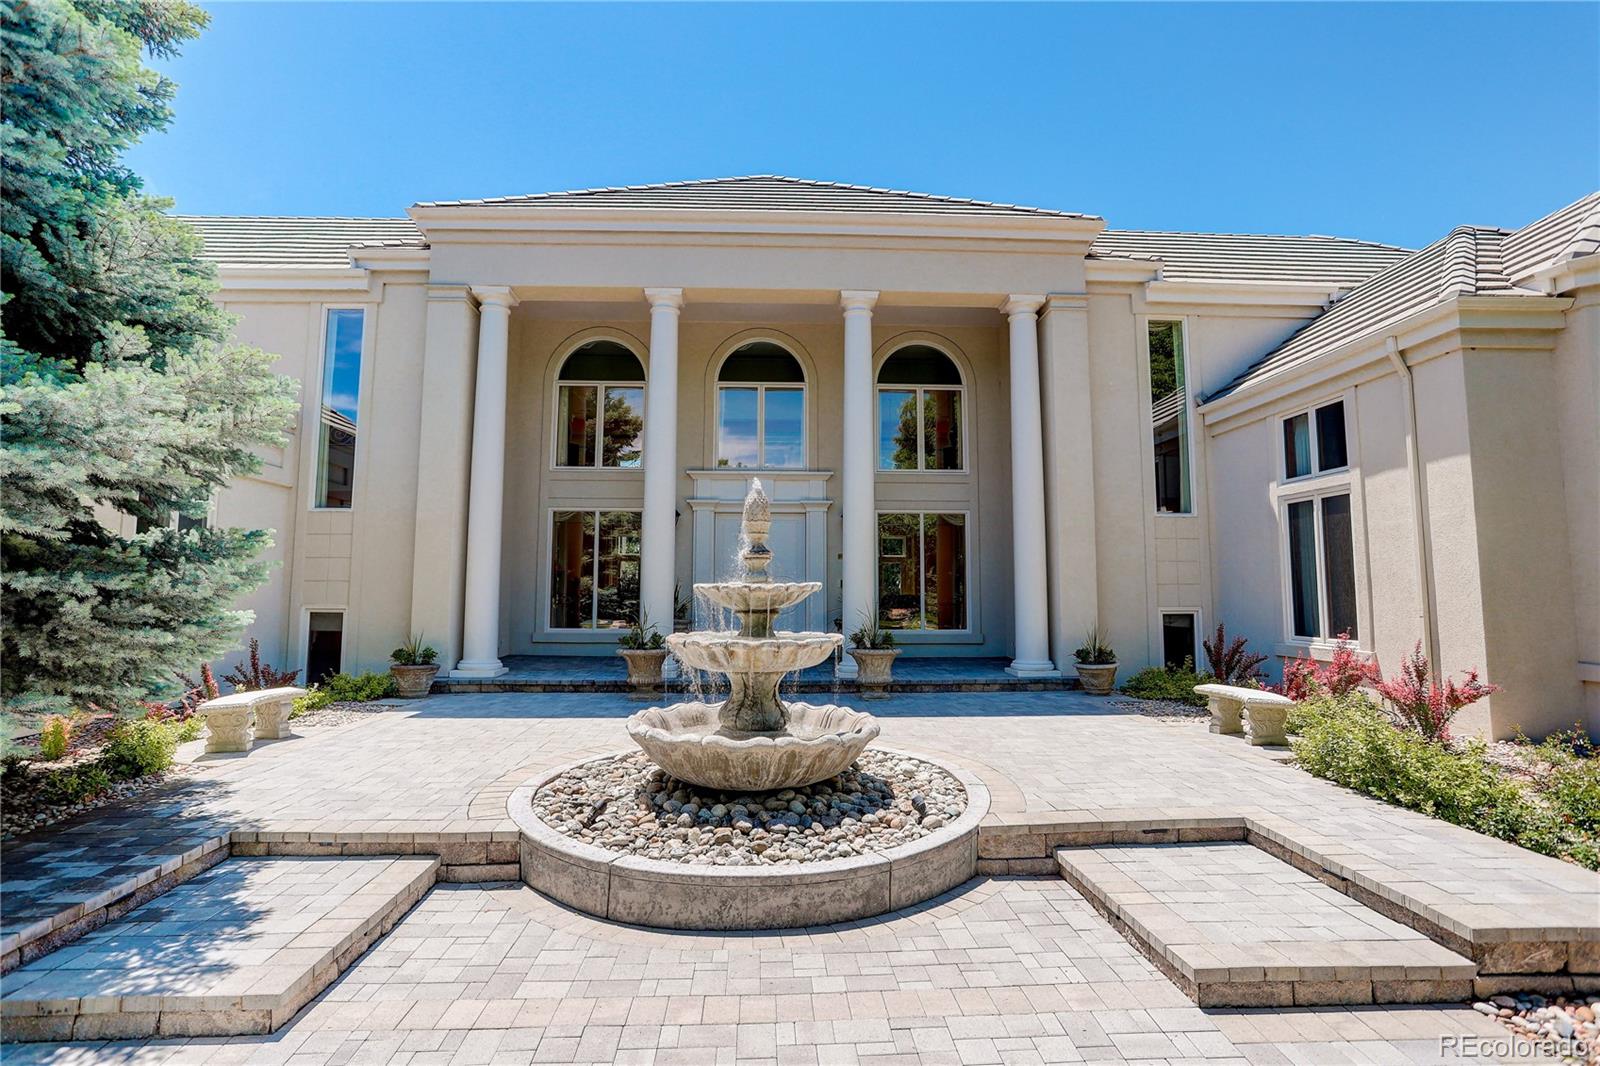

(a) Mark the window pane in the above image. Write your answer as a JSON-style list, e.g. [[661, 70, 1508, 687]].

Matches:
[[602, 386, 644, 468], [1321, 494, 1358, 639], [557, 385, 597, 467], [1287, 500, 1320, 638], [876, 513, 921, 630], [921, 513, 967, 629], [923, 390, 962, 471], [763, 387, 805, 468], [1283, 413, 1312, 479], [1149, 321, 1190, 513], [1316, 402, 1348, 471], [1162, 613, 1197, 670], [716, 388, 759, 468], [316, 309, 364, 507], [550, 511, 595, 628], [596, 511, 641, 628], [878, 389, 918, 470]]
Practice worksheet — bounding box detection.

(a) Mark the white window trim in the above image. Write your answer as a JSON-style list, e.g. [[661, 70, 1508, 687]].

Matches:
[[1144, 318, 1195, 517], [1277, 487, 1359, 648], [309, 305, 368, 512], [301, 607, 345, 680], [873, 382, 967, 473], [1160, 609, 1203, 669], [544, 507, 645, 634], [874, 509, 975, 637], [715, 381, 807, 470], [1279, 398, 1350, 483], [550, 378, 647, 472]]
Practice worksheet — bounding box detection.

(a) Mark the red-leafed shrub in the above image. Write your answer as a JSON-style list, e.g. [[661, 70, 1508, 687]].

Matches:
[[1374, 641, 1498, 742], [1201, 623, 1268, 685], [221, 639, 299, 692], [1275, 633, 1380, 701]]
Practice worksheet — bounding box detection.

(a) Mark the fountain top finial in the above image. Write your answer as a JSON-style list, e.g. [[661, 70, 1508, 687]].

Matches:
[[742, 478, 770, 526], [740, 478, 773, 584]]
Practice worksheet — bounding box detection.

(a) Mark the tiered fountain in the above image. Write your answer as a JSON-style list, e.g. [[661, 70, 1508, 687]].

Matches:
[[627, 479, 880, 791]]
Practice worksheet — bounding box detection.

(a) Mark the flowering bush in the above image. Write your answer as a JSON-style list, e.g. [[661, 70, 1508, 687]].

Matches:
[[1201, 623, 1268, 685], [1374, 641, 1497, 742], [1276, 633, 1380, 702]]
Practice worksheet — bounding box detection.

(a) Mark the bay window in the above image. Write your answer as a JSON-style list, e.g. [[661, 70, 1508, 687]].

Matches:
[[549, 510, 642, 629], [877, 512, 968, 630]]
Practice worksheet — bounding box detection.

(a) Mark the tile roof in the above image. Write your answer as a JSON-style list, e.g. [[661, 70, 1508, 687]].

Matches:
[[1090, 230, 1411, 287], [1206, 191, 1600, 402], [414, 174, 1095, 218], [179, 216, 422, 268]]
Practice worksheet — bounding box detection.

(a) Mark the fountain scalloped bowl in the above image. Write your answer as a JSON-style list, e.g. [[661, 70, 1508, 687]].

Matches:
[[626, 701, 880, 792], [667, 631, 841, 675]]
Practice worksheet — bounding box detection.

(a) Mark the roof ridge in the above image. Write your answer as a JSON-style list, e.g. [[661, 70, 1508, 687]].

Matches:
[[175, 214, 415, 223], [1554, 198, 1600, 265], [1098, 228, 1410, 251]]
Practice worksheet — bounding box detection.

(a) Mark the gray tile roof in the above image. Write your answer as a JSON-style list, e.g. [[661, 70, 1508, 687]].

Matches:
[[414, 174, 1095, 218], [178, 216, 423, 268], [1207, 191, 1600, 402], [1090, 230, 1411, 287]]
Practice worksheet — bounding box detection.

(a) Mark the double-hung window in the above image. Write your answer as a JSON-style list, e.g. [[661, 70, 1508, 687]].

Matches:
[[315, 308, 365, 508], [1148, 321, 1191, 514], [1280, 400, 1357, 641], [555, 341, 645, 468]]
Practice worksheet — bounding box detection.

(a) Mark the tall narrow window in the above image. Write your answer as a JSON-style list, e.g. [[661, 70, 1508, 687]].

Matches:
[[550, 510, 641, 629], [876, 512, 967, 630], [1149, 321, 1191, 514], [716, 342, 806, 468], [316, 309, 364, 508], [1282, 400, 1348, 480], [876, 346, 964, 471], [306, 611, 343, 684], [555, 341, 645, 468], [1286, 492, 1358, 640]]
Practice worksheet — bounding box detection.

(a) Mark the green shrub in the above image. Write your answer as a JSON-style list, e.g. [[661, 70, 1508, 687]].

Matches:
[[40, 763, 113, 805], [1119, 660, 1213, 707], [291, 686, 332, 718], [173, 715, 206, 743], [1292, 697, 1598, 870], [322, 672, 396, 703], [98, 719, 177, 779], [37, 715, 73, 761]]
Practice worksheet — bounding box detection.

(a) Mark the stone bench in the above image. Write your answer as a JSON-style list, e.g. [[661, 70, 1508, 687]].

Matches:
[[1193, 683, 1295, 746], [198, 687, 307, 753]]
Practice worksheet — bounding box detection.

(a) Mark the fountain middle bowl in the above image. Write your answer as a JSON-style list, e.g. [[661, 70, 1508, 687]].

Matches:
[[626, 701, 881, 791], [666, 630, 842, 675], [694, 581, 821, 616]]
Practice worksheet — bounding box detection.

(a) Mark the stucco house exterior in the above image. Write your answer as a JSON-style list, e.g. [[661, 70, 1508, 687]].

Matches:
[[179, 176, 1600, 739]]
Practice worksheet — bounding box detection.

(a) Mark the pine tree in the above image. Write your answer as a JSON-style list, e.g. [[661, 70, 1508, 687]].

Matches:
[[2, 0, 298, 714]]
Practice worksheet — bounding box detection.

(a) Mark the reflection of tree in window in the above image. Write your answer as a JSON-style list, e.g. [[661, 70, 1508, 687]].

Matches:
[[876, 346, 963, 472], [876, 512, 967, 630], [1149, 322, 1190, 513], [601, 389, 643, 467], [556, 341, 645, 468]]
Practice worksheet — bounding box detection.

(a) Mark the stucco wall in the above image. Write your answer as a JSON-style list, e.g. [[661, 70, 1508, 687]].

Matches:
[[1550, 287, 1600, 733]]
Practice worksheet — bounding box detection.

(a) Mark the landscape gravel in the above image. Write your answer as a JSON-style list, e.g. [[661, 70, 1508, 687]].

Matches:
[[532, 749, 967, 865], [1479, 993, 1599, 1065]]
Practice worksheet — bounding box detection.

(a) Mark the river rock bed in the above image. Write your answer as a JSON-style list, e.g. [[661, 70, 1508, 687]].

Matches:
[[532, 749, 967, 865]]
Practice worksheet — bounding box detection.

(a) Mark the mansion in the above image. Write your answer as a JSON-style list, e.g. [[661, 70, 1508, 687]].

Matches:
[[184, 176, 1600, 739]]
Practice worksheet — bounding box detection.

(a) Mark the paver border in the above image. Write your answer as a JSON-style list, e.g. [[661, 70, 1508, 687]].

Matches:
[[507, 747, 990, 930]]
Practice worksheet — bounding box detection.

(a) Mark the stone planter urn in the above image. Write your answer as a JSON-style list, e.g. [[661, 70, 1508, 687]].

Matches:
[[848, 648, 900, 699], [619, 649, 670, 694], [1075, 662, 1119, 696], [389, 664, 439, 699]]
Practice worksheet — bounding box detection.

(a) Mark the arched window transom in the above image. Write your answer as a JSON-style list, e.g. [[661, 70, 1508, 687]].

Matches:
[[876, 345, 964, 471], [555, 340, 645, 468], [716, 342, 806, 469]]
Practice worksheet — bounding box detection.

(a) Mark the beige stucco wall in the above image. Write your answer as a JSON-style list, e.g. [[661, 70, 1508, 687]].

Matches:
[[1549, 286, 1600, 734]]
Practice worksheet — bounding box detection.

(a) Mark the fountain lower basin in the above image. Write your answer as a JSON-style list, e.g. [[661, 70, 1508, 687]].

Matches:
[[627, 701, 879, 791]]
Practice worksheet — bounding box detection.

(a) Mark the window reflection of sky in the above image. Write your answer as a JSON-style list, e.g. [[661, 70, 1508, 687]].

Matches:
[[322, 309, 364, 425]]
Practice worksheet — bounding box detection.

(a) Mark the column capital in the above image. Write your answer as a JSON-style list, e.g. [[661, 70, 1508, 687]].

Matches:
[[999, 295, 1046, 318], [470, 285, 519, 310], [840, 290, 880, 314], [643, 287, 685, 311]]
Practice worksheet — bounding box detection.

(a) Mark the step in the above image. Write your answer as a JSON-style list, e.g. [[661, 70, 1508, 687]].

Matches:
[[1056, 841, 1477, 1008], [1, 855, 437, 1042]]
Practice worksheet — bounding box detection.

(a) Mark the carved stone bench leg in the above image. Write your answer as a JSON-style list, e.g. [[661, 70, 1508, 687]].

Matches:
[[205, 707, 255, 753], [254, 697, 292, 740], [1244, 703, 1289, 746], [1208, 695, 1244, 735]]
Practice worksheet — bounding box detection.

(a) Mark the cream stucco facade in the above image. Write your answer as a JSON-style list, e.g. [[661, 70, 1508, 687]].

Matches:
[[187, 177, 1600, 739]]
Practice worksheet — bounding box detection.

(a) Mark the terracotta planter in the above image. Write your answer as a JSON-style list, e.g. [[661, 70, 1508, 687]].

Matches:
[[849, 648, 900, 698], [1074, 661, 1119, 696], [389, 663, 439, 699], [619, 648, 669, 693]]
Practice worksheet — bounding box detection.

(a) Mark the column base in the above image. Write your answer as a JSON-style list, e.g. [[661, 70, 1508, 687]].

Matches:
[[1006, 660, 1061, 679], [450, 659, 507, 679]]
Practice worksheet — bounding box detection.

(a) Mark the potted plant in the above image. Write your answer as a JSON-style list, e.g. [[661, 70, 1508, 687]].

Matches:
[[1073, 626, 1119, 695], [847, 616, 900, 698], [618, 614, 669, 694], [389, 634, 440, 698]]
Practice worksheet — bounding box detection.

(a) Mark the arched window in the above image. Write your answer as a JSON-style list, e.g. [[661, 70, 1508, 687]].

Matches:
[[715, 341, 805, 468], [555, 340, 645, 468], [876, 345, 964, 471]]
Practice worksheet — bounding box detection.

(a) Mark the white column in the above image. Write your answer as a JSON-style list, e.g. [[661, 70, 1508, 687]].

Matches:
[[640, 288, 684, 640], [837, 289, 879, 677], [452, 285, 517, 678], [1002, 296, 1060, 677]]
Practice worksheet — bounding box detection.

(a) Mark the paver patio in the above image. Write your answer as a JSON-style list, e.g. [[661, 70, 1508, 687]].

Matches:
[[2, 689, 1594, 1061]]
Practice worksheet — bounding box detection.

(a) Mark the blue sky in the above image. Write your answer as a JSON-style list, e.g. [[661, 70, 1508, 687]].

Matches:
[[131, 2, 1598, 248]]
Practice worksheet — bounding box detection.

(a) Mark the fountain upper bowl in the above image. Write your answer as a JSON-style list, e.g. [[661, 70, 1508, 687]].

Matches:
[[667, 631, 842, 675], [694, 581, 821, 616]]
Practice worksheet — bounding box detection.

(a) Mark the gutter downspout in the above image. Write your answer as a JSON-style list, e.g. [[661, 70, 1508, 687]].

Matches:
[[1387, 336, 1441, 670]]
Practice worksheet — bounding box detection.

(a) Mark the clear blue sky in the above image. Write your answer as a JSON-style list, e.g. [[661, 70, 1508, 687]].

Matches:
[[130, 2, 1599, 248]]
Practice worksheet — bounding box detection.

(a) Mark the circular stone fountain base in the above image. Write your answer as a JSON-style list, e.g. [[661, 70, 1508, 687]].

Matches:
[[508, 749, 990, 930]]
